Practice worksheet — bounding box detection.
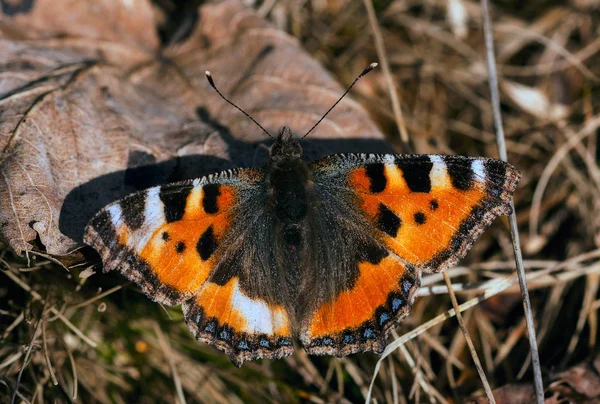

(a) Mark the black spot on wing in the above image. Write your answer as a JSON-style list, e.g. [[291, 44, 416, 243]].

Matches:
[[160, 184, 194, 223], [197, 225, 218, 261], [430, 199, 438, 210], [162, 231, 170, 241], [484, 158, 507, 178], [395, 155, 433, 192], [444, 157, 474, 190], [377, 203, 401, 237], [176, 241, 186, 254], [414, 212, 426, 225], [357, 241, 389, 265], [203, 184, 221, 214], [484, 159, 508, 198], [121, 191, 145, 230], [92, 210, 117, 248], [365, 163, 387, 193]]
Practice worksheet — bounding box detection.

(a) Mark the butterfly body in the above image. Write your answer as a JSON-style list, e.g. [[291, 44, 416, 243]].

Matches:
[[266, 127, 311, 246], [84, 127, 520, 366]]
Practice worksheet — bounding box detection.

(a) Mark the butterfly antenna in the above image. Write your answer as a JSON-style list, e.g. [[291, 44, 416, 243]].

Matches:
[[302, 62, 378, 139], [205, 71, 273, 139]]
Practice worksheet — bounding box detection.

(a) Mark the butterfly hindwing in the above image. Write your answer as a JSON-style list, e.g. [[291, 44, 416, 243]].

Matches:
[[84, 168, 294, 365], [183, 279, 293, 367], [300, 153, 520, 355]]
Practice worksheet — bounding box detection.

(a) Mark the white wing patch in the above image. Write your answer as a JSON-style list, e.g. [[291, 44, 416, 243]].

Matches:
[[471, 159, 486, 182], [232, 280, 290, 335], [428, 155, 450, 189], [133, 187, 166, 253]]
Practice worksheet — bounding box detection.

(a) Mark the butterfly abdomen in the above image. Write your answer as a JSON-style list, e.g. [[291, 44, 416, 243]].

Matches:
[[267, 153, 312, 246]]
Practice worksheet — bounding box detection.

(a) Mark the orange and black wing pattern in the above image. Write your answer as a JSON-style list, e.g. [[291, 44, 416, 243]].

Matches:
[[301, 154, 520, 355], [84, 169, 293, 366]]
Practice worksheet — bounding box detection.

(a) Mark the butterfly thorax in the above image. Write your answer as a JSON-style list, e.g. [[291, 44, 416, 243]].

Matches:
[[267, 127, 311, 246]]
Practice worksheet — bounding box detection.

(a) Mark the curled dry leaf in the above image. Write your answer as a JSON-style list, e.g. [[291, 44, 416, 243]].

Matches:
[[0, 0, 388, 256], [553, 355, 600, 399], [468, 384, 538, 404], [469, 353, 600, 403]]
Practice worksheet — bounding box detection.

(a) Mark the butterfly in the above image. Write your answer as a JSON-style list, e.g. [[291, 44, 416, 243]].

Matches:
[[83, 65, 521, 366]]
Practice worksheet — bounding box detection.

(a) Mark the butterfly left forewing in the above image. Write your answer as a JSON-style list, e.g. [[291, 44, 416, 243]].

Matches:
[[300, 153, 520, 355], [84, 168, 294, 366], [85, 175, 242, 305]]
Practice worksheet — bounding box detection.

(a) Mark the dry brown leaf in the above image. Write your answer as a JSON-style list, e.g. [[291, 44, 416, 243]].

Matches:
[[468, 384, 538, 404], [469, 353, 600, 403], [554, 356, 600, 399], [0, 0, 388, 257]]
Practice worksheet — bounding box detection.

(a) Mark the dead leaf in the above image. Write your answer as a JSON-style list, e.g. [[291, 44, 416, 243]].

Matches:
[[467, 384, 537, 404], [469, 353, 600, 403], [554, 356, 600, 399], [0, 0, 388, 257]]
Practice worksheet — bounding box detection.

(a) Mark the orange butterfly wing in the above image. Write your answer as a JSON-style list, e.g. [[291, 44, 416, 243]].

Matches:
[[84, 169, 293, 366], [301, 154, 520, 355]]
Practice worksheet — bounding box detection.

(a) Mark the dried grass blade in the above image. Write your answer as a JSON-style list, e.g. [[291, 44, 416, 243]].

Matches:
[[442, 272, 495, 402], [363, 0, 411, 151], [2, 269, 97, 348], [366, 274, 517, 402], [480, 0, 544, 401]]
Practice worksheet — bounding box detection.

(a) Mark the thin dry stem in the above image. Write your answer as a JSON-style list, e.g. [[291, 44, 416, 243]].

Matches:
[[68, 284, 124, 311], [2, 269, 97, 348], [564, 273, 600, 365], [154, 323, 187, 404], [398, 345, 439, 404], [11, 299, 45, 404], [530, 116, 600, 238], [41, 318, 58, 386], [480, 0, 545, 401], [62, 336, 78, 400], [363, 0, 411, 152], [366, 273, 517, 401], [442, 271, 495, 403]]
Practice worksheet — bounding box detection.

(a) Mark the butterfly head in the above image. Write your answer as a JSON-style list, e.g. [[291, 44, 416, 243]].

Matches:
[[269, 127, 302, 161]]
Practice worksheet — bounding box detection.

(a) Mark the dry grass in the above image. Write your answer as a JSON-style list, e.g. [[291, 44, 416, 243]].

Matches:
[[2, 0, 600, 402]]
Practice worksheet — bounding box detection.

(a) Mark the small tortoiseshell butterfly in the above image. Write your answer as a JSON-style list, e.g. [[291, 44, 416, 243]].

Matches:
[[84, 64, 520, 366]]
